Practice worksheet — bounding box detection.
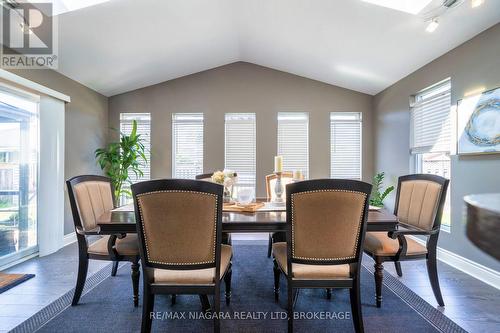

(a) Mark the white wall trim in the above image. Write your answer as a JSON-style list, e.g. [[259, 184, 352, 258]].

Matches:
[[0, 69, 71, 102], [410, 236, 500, 290], [0, 252, 38, 271], [63, 232, 77, 246]]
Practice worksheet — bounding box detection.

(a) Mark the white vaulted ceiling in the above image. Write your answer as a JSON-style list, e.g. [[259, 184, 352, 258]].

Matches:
[[49, 0, 500, 96]]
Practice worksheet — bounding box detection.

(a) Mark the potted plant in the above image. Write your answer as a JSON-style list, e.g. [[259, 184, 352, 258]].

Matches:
[[95, 120, 147, 205], [370, 172, 394, 208]]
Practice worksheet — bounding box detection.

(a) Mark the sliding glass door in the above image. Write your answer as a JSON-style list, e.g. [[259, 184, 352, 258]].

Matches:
[[0, 87, 38, 266]]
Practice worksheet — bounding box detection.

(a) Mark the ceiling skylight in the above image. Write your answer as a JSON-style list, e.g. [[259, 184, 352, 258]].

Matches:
[[361, 0, 434, 14], [27, 0, 113, 16]]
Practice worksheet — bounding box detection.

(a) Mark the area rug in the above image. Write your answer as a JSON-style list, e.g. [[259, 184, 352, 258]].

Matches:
[[0, 272, 35, 294], [17, 242, 466, 333]]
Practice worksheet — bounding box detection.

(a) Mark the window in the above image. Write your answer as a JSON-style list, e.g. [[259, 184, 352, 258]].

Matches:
[[120, 113, 151, 182], [0, 87, 38, 264], [410, 79, 451, 230], [172, 113, 203, 179], [225, 113, 256, 187], [330, 112, 362, 179], [277, 112, 309, 178]]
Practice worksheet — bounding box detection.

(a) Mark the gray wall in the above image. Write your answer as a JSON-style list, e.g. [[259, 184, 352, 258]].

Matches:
[[373, 23, 500, 271], [109, 62, 374, 197], [7, 68, 109, 235]]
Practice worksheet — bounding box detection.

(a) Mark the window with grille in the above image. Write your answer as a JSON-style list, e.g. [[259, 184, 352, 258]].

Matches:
[[225, 113, 256, 187], [330, 112, 362, 179], [277, 112, 309, 178], [172, 113, 204, 179]]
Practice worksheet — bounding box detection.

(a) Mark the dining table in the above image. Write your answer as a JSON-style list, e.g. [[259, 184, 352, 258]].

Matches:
[[96, 199, 399, 308]]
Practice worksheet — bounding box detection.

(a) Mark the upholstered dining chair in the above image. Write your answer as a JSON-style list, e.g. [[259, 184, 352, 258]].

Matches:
[[266, 171, 294, 258], [66, 175, 140, 306], [132, 179, 232, 333], [273, 179, 372, 333], [363, 174, 449, 307]]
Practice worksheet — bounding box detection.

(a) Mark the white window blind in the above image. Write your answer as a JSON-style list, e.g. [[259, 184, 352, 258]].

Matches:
[[225, 113, 256, 187], [410, 79, 451, 154], [172, 113, 203, 179], [120, 113, 151, 182], [277, 112, 309, 178], [330, 112, 362, 180]]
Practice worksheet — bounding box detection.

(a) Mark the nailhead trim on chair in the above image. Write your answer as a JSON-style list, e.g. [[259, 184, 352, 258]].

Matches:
[[137, 190, 218, 266], [291, 189, 367, 261]]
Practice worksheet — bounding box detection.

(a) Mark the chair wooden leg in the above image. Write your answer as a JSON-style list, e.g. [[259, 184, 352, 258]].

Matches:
[[171, 294, 176, 305], [292, 288, 300, 309], [72, 255, 89, 306], [273, 258, 280, 301], [326, 288, 332, 300], [141, 284, 154, 333], [111, 261, 118, 277], [287, 283, 294, 333], [427, 253, 444, 306], [224, 265, 232, 305], [350, 278, 364, 333], [214, 286, 221, 333], [394, 261, 403, 277], [374, 258, 384, 308], [200, 295, 211, 312], [268, 234, 273, 258], [131, 259, 140, 307]]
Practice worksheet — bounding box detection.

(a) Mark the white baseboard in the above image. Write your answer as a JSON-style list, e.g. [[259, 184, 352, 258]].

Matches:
[[63, 232, 77, 246], [410, 236, 500, 290], [0, 252, 38, 271]]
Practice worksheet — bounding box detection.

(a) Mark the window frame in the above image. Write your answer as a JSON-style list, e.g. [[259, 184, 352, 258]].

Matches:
[[330, 112, 362, 180], [171, 113, 204, 179], [410, 78, 452, 232], [224, 113, 256, 188], [277, 112, 309, 179]]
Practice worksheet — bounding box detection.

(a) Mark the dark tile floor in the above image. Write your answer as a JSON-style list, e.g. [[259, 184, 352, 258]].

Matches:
[[0, 243, 108, 332], [0, 238, 499, 332]]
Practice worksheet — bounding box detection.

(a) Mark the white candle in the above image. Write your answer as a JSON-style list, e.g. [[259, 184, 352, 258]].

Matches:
[[274, 156, 283, 173]]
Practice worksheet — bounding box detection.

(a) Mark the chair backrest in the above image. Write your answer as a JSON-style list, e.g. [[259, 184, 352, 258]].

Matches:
[[195, 173, 215, 181], [286, 179, 371, 266], [266, 171, 294, 200], [394, 174, 449, 231], [66, 175, 115, 232], [132, 179, 223, 270]]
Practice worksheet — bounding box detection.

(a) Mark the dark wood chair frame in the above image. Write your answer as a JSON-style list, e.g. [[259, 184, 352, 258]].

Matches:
[[273, 179, 372, 333], [132, 179, 232, 333], [66, 175, 140, 307], [364, 174, 449, 307]]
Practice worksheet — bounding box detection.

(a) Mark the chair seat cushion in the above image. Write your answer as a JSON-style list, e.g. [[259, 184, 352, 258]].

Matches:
[[364, 232, 427, 256], [152, 245, 232, 285], [272, 242, 350, 280], [88, 234, 139, 256]]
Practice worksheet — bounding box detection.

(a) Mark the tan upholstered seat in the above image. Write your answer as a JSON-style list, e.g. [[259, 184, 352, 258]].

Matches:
[[273, 242, 350, 279], [152, 245, 232, 285], [397, 180, 442, 231], [364, 232, 427, 256], [88, 235, 140, 256], [73, 181, 114, 231]]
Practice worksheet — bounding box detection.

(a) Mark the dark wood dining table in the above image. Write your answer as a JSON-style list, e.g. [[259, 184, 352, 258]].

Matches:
[[96, 200, 399, 309], [96, 202, 399, 234]]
